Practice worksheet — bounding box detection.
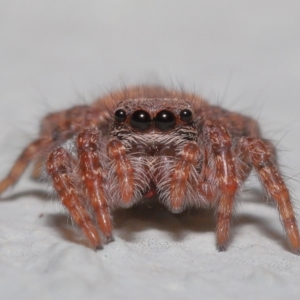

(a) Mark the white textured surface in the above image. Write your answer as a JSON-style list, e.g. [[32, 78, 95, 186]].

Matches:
[[1, 1, 300, 300]]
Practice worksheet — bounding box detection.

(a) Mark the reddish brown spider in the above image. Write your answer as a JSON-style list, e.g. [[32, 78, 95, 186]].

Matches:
[[0, 85, 299, 253]]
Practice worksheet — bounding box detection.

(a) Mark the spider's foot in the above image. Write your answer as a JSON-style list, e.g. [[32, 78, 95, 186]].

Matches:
[[291, 247, 300, 255], [105, 235, 115, 244], [93, 235, 114, 250], [217, 244, 227, 252], [0, 178, 11, 195], [94, 244, 104, 251]]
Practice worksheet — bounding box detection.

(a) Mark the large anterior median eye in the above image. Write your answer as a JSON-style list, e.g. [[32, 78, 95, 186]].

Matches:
[[130, 110, 152, 131], [155, 110, 176, 131], [114, 109, 127, 123]]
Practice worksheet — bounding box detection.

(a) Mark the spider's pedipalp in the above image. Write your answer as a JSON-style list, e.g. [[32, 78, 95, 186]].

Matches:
[[169, 142, 200, 212], [107, 140, 135, 204]]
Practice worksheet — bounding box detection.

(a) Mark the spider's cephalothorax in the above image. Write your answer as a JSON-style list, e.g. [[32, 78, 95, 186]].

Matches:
[[108, 98, 201, 212], [0, 85, 299, 254]]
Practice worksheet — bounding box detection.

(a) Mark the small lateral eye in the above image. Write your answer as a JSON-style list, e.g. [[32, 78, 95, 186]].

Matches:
[[155, 110, 176, 131], [130, 110, 151, 131], [180, 109, 193, 123], [114, 109, 127, 123]]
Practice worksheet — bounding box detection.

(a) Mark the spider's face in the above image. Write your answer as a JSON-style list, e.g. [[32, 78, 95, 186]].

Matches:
[[109, 98, 199, 156]]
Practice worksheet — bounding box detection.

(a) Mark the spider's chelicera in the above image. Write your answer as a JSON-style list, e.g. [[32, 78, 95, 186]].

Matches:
[[0, 85, 299, 253]]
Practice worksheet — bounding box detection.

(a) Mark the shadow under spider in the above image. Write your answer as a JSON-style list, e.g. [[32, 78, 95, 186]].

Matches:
[[235, 213, 289, 251], [41, 190, 288, 251], [112, 199, 215, 242], [0, 189, 50, 202]]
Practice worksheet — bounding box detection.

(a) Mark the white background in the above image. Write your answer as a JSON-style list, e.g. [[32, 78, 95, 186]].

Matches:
[[1, 1, 300, 299]]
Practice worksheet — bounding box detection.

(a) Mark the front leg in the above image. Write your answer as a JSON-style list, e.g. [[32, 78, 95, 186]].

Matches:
[[204, 122, 239, 251], [47, 127, 114, 249], [77, 128, 113, 243], [47, 147, 102, 249]]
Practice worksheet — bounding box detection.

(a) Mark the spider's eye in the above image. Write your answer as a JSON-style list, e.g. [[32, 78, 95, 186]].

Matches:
[[115, 109, 127, 123], [155, 110, 176, 131], [130, 110, 151, 131], [180, 109, 193, 123]]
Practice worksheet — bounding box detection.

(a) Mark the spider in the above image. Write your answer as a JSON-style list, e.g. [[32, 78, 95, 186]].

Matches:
[[0, 85, 299, 253]]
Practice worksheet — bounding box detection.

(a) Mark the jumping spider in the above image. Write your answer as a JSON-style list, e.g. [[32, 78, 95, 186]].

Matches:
[[0, 85, 299, 253]]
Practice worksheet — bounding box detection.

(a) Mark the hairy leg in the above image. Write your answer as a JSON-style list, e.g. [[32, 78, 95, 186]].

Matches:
[[0, 137, 52, 193], [77, 128, 113, 242], [0, 105, 110, 194], [47, 147, 102, 249], [236, 137, 300, 253], [203, 122, 239, 250]]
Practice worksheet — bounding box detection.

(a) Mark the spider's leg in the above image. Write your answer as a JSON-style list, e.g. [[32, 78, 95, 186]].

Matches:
[[0, 136, 53, 193], [203, 122, 239, 251], [0, 105, 110, 194], [47, 147, 102, 249], [236, 137, 300, 253], [31, 157, 46, 180], [77, 128, 113, 242]]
